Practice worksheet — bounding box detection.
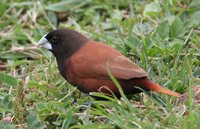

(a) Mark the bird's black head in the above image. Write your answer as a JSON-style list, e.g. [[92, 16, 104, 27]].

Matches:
[[37, 29, 89, 60]]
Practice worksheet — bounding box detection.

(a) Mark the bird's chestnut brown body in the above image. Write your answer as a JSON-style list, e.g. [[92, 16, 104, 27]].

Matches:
[[64, 42, 146, 96], [37, 29, 181, 98]]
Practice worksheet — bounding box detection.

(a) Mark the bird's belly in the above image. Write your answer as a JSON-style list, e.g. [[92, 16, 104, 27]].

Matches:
[[66, 65, 144, 96], [69, 77, 119, 95], [67, 74, 143, 97]]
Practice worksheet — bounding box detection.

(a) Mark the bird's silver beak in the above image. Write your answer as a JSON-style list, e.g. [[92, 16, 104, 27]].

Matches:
[[36, 34, 52, 50]]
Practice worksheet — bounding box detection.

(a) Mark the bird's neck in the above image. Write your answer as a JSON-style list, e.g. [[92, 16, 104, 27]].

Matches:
[[56, 58, 67, 79], [66, 38, 89, 58]]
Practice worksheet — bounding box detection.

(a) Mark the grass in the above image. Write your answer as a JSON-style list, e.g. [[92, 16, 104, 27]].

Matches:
[[0, 0, 200, 128]]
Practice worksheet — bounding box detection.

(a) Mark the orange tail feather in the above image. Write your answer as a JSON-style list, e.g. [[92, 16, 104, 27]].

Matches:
[[141, 79, 181, 97]]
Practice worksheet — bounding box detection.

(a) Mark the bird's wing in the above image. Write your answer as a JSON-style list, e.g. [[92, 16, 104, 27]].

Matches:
[[69, 42, 147, 80], [105, 55, 147, 79]]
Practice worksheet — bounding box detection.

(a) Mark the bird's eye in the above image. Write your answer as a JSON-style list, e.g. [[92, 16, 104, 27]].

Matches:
[[52, 36, 58, 42]]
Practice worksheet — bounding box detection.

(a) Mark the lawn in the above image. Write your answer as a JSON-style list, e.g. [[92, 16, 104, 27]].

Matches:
[[0, 0, 200, 128]]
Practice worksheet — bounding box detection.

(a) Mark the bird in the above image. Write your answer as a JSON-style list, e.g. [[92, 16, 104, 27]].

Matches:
[[36, 29, 181, 98]]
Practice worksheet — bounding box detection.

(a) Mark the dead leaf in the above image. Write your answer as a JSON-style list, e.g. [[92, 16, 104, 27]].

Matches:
[[0, 60, 7, 71], [178, 85, 200, 105], [175, 85, 200, 116]]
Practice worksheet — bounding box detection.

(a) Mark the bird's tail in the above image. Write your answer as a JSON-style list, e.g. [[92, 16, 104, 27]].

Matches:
[[139, 78, 182, 97]]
